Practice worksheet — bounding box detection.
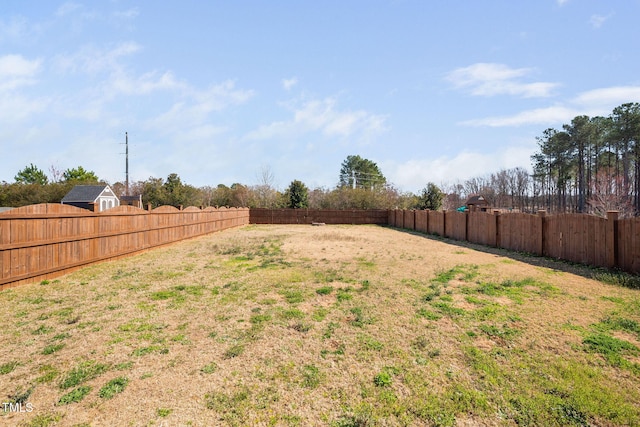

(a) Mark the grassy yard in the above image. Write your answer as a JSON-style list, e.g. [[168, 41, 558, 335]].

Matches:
[[1, 224, 639, 426]]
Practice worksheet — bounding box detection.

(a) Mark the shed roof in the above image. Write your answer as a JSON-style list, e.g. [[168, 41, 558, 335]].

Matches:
[[61, 185, 114, 203], [466, 195, 489, 205]]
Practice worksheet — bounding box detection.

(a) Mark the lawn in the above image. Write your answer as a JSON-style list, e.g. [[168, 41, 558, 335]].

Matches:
[[1, 224, 639, 426]]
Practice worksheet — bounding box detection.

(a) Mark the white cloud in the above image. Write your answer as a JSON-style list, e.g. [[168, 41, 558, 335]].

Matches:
[[110, 70, 186, 95], [0, 54, 42, 91], [193, 80, 254, 111], [0, 16, 31, 42], [56, 2, 82, 17], [113, 8, 140, 20], [589, 13, 613, 29], [445, 63, 559, 98], [282, 77, 298, 91], [52, 41, 141, 75], [557, 0, 570, 6], [573, 86, 640, 107], [385, 146, 534, 192], [0, 93, 49, 122], [461, 85, 640, 128], [143, 80, 253, 136], [460, 105, 583, 127], [245, 97, 388, 142]]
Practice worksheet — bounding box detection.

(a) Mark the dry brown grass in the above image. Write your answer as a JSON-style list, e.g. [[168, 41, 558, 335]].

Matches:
[[1, 224, 639, 426]]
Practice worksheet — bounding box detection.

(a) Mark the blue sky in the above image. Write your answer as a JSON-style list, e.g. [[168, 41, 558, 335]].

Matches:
[[2, 0, 640, 193]]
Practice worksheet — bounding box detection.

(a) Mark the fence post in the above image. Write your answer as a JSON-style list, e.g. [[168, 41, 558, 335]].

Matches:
[[538, 210, 546, 256], [606, 211, 619, 269], [425, 209, 430, 233], [493, 210, 501, 248], [464, 210, 468, 242]]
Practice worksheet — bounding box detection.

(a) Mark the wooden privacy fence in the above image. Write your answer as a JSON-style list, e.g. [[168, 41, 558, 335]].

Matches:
[[2, 205, 638, 289], [250, 208, 388, 225], [0, 204, 249, 289], [389, 209, 640, 275]]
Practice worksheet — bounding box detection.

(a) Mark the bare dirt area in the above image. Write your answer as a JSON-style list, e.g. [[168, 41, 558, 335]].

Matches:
[[1, 224, 639, 426]]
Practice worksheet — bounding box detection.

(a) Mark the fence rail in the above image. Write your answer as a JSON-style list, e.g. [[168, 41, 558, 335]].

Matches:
[[0, 204, 249, 289]]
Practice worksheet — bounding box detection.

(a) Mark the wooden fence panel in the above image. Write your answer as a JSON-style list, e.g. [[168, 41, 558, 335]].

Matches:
[[618, 218, 640, 273], [404, 210, 415, 230], [467, 211, 497, 247], [444, 211, 466, 240], [0, 205, 250, 289], [415, 210, 428, 233], [543, 214, 608, 268], [498, 213, 540, 254], [427, 211, 444, 235]]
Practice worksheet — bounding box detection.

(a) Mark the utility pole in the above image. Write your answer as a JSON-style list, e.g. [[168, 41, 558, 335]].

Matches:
[[125, 132, 129, 196]]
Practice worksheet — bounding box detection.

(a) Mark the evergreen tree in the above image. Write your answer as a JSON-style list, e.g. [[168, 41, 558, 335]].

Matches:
[[415, 183, 444, 210], [286, 180, 309, 209], [15, 164, 49, 185], [338, 155, 386, 189]]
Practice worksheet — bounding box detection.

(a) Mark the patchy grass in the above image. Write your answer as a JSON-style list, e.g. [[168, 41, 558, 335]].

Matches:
[[98, 376, 129, 399], [59, 360, 109, 390], [0, 361, 19, 375], [0, 224, 639, 426], [57, 385, 91, 405]]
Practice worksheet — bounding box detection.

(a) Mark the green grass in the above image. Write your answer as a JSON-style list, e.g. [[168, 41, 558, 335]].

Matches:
[[373, 371, 392, 387], [36, 365, 59, 383], [358, 334, 384, 351], [19, 412, 62, 427], [249, 313, 272, 324], [349, 307, 375, 328], [433, 264, 479, 284], [280, 308, 305, 320], [224, 344, 245, 359], [592, 270, 640, 290], [57, 386, 91, 405], [204, 388, 251, 423], [0, 361, 19, 375], [583, 333, 640, 373], [431, 301, 466, 317], [157, 408, 172, 417], [201, 362, 218, 374], [416, 308, 442, 320], [316, 285, 334, 295], [132, 345, 169, 356], [32, 324, 54, 335], [59, 360, 109, 389], [42, 343, 65, 355], [312, 307, 329, 321], [99, 376, 129, 399], [336, 287, 354, 302], [281, 289, 305, 304], [301, 364, 322, 388]]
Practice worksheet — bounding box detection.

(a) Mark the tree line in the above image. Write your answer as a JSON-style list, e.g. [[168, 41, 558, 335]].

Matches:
[[530, 103, 640, 217], [0, 155, 445, 211], [6, 102, 638, 218]]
